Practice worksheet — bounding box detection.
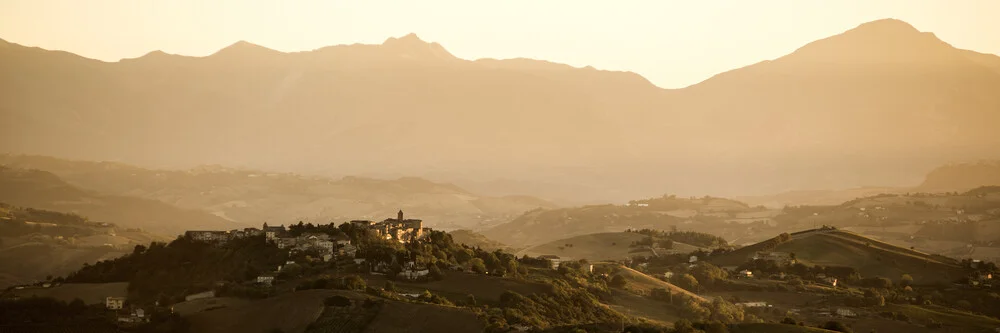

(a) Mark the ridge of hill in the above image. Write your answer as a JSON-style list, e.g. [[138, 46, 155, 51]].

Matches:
[[447, 229, 509, 251], [483, 195, 764, 248], [0, 203, 162, 288], [0, 166, 231, 236], [917, 161, 1000, 192], [3, 19, 1000, 201], [517, 232, 704, 262], [709, 228, 966, 283], [0, 154, 557, 230]]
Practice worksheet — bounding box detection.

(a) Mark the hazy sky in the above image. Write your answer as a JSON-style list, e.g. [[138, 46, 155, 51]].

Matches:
[[2, 0, 998, 88]]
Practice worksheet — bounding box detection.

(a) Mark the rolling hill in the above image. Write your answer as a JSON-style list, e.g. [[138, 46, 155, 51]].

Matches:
[[709, 229, 966, 283], [0, 203, 164, 288], [483, 195, 765, 248], [0, 154, 558, 230], [517, 232, 703, 262], [3, 19, 1000, 201], [917, 161, 1000, 192], [447, 229, 509, 251], [0, 166, 232, 236]]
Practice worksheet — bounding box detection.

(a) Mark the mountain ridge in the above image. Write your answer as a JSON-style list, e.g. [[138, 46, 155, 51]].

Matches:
[[3, 18, 999, 201]]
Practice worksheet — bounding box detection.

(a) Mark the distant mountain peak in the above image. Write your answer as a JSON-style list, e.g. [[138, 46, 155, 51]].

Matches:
[[779, 18, 955, 65], [210, 40, 283, 58], [850, 18, 919, 35], [381, 33, 456, 60]]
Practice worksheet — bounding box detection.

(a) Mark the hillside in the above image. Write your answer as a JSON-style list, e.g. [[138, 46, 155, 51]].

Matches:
[[483, 196, 768, 248], [447, 229, 509, 251], [3, 19, 1000, 201], [518, 232, 703, 262], [0, 166, 232, 235], [613, 266, 707, 303], [184, 289, 485, 333], [709, 229, 966, 283], [917, 161, 1000, 192], [0, 203, 164, 288], [0, 154, 557, 230]]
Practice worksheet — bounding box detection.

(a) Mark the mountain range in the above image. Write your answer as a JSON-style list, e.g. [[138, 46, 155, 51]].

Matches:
[[2, 19, 999, 202]]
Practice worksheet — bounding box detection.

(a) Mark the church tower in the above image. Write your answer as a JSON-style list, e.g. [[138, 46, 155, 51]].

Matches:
[[398, 209, 404, 221]]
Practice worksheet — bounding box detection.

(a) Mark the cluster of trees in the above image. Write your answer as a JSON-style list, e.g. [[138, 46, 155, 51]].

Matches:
[[64, 234, 288, 302], [488, 279, 623, 330], [627, 229, 729, 247]]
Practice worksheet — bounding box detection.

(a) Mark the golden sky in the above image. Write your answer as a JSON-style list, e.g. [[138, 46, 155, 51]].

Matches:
[[2, 0, 997, 88]]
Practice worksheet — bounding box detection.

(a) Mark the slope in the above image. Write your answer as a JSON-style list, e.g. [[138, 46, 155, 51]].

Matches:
[[517, 232, 705, 261], [710, 229, 965, 283], [0, 154, 558, 230], [613, 266, 707, 303], [0, 166, 232, 236]]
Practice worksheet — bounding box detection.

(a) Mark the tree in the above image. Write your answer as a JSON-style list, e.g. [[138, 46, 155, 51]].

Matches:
[[677, 274, 699, 292], [610, 275, 628, 288], [900, 274, 913, 288], [344, 275, 366, 291], [673, 319, 696, 333], [469, 258, 487, 274]]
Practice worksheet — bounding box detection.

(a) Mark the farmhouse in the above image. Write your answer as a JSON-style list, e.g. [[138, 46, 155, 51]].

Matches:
[[256, 274, 276, 286], [106, 296, 125, 310]]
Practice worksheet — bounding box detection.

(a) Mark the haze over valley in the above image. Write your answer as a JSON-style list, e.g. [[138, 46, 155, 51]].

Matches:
[[3, 3, 1000, 333]]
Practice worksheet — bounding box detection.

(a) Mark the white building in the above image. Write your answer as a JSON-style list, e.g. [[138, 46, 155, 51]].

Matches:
[[106, 296, 125, 310], [257, 274, 275, 286]]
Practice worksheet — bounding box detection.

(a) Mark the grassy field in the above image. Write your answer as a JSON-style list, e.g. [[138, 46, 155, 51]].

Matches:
[[185, 289, 344, 333], [364, 271, 549, 304], [171, 297, 250, 316], [729, 323, 836, 332], [362, 299, 485, 333], [518, 232, 652, 261], [613, 266, 707, 303], [10, 282, 127, 305], [710, 229, 966, 283], [607, 289, 681, 326]]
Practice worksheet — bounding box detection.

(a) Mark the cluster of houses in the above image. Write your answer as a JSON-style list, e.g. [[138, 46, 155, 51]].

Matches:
[[349, 210, 430, 243], [105, 296, 149, 325]]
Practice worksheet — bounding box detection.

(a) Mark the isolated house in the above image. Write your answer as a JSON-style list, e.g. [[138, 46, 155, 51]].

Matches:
[[257, 274, 276, 286], [106, 296, 125, 310], [538, 255, 562, 269]]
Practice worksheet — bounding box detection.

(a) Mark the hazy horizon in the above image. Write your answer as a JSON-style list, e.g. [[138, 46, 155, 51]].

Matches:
[[2, 0, 999, 88]]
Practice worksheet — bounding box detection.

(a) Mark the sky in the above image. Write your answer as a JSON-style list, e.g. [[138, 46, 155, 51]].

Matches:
[[2, 1, 998, 88]]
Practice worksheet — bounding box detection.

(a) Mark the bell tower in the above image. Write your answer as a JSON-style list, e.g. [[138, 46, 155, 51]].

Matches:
[[398, 209, 404, 221]]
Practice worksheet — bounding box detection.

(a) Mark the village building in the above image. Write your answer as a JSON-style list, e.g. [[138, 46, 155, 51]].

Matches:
[[399, 261, 430, 280], [738, 270, 753, 278], [735, 301, 768, 308], [836, 308, 857, 317], [264, 224, 287, 242], [106, 296, 125, 310], [369, 210, 426, 243], [256, 274, 276, 286], [185, 230, 229, 243]]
